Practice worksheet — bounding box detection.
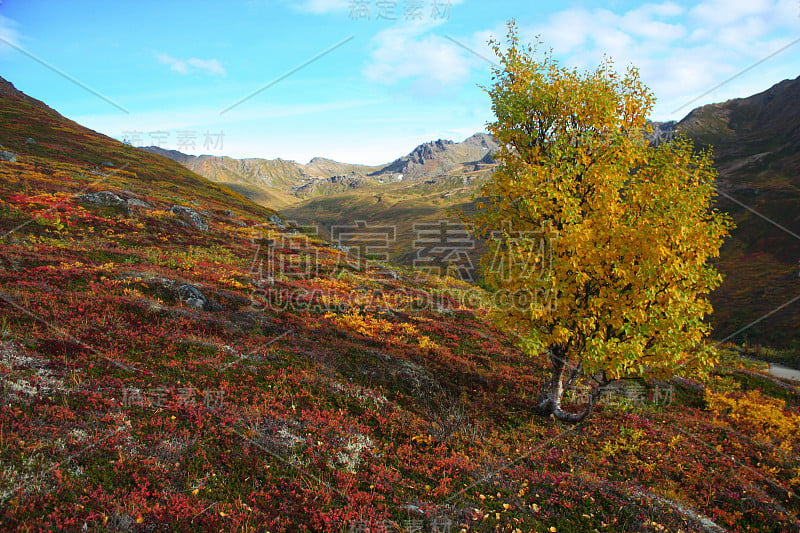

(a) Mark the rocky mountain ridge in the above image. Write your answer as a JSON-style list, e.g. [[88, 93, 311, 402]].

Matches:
[[143, 131, 500, 204]]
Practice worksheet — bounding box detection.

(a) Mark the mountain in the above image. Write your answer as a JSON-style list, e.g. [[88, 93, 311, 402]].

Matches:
[[369, 132, 499, 181], [142, 146, 383, 207], [143, 132, 500, 208], [651, 76, 800, 182], [0, 80, 268, 218], [2, 76, 800, 532], [279, 134, 499, 269], [656, 76, 800, 348]]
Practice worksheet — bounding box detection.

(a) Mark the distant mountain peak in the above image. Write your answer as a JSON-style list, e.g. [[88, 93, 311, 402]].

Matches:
[[307, 156, 338, 164], [371, 133, 498, 180]]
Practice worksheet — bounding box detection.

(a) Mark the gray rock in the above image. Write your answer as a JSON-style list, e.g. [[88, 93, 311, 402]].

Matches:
[[77, 190, 155, 214], [220, 210, 235, 217], [0, 150, 17, 162], [374, 268, 401, 280], [126, 198, 153, 210], [268, 214, 287, 230], [170, 205, 208, 232], [25, 138, 35, 145], [77, 191, 128, 211], [177, 284, 208, 311], [401, 504, 424, 515], [328, 243, 350, 253], [118, 272, 222, 312], [101, 161, 114, 167]]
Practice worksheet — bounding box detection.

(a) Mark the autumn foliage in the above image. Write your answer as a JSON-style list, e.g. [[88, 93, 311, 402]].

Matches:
[[473, 24, 734, 422], [0, 68, 796, 532]]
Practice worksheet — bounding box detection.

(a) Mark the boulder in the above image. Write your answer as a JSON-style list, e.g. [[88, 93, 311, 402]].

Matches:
[[118, 273, 223, 313], [328, 243, 350, 253], [126, 198, 153, 210], [269, 214, 287, 230], [77, 191, 155, 214], [177, 283, 209, 311], [0, 150, 17, 162], [77, 191, 128, 211], [170, 205, 208, 232]]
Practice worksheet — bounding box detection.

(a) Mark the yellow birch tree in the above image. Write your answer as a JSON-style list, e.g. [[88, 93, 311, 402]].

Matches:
[[473, 23, 733, 422]]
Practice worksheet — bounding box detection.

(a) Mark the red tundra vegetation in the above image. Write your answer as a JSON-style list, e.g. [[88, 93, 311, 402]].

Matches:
[[0, 78, 798, 532]]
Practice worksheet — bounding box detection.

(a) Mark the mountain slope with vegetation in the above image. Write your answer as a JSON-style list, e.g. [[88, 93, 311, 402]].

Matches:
[[1, 77, 799, 532], [662, 77, 800, 349]]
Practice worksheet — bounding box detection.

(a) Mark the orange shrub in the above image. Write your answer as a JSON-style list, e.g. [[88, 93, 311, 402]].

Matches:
[[705, 389, 800, 450]]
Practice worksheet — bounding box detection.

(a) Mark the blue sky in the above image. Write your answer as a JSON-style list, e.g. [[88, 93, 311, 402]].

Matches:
[[1, 0, 799, 165]]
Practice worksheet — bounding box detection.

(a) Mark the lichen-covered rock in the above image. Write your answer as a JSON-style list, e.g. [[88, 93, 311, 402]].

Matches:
[[268, 214, 287, 230], [77, 191, 128, 210], [125, 198, 153, 210], [328, 243, 350, 253], [117, 272, 222, 312], [0, 150, 17, 162], [176, 283, 209, 311], [170, 205, 208, 232], [77, 190, 155, 214]]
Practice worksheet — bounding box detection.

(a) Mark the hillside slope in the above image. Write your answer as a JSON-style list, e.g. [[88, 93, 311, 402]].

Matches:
[[1, 77, 799, 532], [670, 76, 800, 348]]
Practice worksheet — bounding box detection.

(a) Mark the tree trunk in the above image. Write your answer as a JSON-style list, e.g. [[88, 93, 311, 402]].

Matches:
[[535, 345, 604, 423]]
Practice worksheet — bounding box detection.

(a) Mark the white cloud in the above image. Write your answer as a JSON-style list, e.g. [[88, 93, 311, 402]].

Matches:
[[512, 0, 800, 120], [156, 53, 226, 76], [689, 0, 774, 27], [363, 14, 475, 94], [0, 14, 22, 53]]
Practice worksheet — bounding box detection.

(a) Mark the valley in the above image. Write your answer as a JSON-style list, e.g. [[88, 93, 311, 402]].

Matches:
[[152, 76, 800, 354]]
